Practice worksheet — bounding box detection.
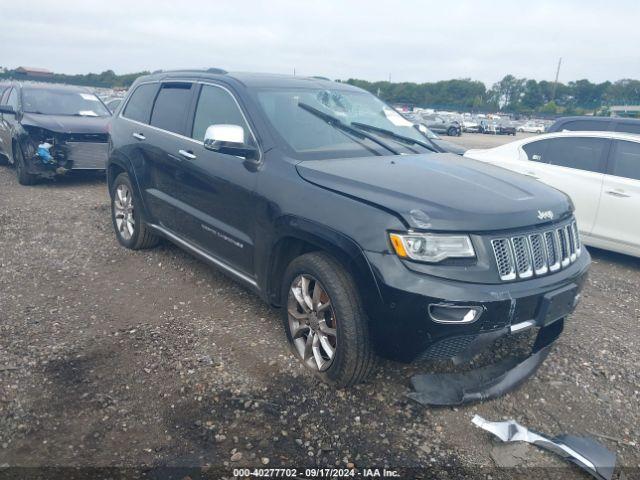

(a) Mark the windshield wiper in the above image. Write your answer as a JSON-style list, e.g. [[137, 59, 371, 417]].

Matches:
[[351, 122, 437, 153], [298, 102, 399, 155]]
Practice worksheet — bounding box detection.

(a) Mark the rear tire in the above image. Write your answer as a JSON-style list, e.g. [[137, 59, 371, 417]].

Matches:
[[14, 143, 37, 186], [110, 172, 159, 250], [281, 252, 377, 387]]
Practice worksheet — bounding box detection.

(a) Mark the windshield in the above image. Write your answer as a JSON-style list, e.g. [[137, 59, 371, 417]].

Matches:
[[255, 87, 430, 159], [22, 88, 111, 117]]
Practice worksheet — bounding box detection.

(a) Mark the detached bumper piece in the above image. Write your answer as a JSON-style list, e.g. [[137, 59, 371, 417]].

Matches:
[[472, 415, 616, 480], [407, 319, 563, 406]]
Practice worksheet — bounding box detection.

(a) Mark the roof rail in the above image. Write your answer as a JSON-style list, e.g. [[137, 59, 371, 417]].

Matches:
[[310, 76, 332, 81]]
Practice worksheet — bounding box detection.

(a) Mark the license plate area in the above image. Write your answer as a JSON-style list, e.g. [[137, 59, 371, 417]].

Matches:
[[537, 283, 578, 326]]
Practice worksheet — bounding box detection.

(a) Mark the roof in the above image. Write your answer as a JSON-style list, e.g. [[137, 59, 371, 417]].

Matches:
[[511, 130, 640, 145], [138, 69, 362, 92], [15, 66, 54, 74], [8, 81, 93, 93], [553, 115, 640, 124]]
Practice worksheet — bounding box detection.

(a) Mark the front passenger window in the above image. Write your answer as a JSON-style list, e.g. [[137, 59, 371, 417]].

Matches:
[[191, 85, 254, 145]]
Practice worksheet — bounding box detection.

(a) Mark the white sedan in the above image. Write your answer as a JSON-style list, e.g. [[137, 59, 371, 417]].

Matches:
[[465, 131, 640, 258], [517, 122, 546, 134]]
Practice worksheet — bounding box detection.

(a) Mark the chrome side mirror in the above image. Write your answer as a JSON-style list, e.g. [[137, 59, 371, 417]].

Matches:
[[203, 124, 257, 160]]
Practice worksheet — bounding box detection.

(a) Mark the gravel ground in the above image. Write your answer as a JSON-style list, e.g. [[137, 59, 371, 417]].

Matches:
[[0, 140, 638, 479]]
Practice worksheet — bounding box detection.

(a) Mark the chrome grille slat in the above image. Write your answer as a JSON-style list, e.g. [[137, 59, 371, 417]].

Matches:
[[557, 228, 571, 267], [491, 220, 581, 282], [491, 239, 516, 281], [511, 236, 533, 279], [529, 233, 548, 275]]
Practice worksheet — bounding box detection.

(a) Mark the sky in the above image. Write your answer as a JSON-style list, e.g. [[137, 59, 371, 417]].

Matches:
[[1, 0, 638, 86]]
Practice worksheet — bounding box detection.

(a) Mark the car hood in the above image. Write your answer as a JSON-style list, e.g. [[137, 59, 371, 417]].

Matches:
[[296, 153, 573, 232], [21, 113, 110, 134]]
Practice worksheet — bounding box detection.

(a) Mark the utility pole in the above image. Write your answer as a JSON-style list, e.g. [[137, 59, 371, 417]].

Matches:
[[551, 57, 562, 101]]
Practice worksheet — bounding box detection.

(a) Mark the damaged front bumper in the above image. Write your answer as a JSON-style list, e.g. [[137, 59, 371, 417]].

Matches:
[[363, 249, 589, 404], [22, 133, 109, 179], [365, 249, 590, 362], [408, 318, 563, 405]]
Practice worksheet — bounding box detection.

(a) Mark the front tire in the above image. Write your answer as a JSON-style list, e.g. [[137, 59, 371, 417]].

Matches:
[[14, 143, 37, 186], [110, 172, 159, 249], [281, 252, 377, 387], [447, 127, 457, 136]]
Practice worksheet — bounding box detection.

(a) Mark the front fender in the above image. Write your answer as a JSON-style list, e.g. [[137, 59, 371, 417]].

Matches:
[[262, 215, 384, 315]]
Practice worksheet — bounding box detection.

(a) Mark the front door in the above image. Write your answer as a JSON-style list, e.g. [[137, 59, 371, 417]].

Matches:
[[169, 83, 260, 276]]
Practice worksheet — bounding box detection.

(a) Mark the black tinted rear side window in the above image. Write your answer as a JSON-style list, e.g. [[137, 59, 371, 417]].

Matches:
[[522, 139, 550, 162], [544, 137, 608, 173], [610, 140, 640, 180], [613, 122, 640, 135], [562, 120, 611, 131], [150, 83, 193, 135], [123, 83, 158, 124]]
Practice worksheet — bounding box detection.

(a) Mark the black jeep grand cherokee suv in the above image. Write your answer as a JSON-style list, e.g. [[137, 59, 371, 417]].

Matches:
[[107, 69, 589, 387]]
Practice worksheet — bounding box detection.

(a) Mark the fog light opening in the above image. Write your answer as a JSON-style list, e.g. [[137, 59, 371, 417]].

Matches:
[[428, 304, 483, 324]]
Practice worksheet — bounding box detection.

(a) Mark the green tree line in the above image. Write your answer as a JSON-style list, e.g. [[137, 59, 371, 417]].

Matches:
[[345, 76, 640, 115], [2, 68, 639, 115]]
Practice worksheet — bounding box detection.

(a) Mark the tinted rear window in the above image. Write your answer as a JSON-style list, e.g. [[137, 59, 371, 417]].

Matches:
[[543, 137, 608, 173], [122, 83, 158, 124], [610, 140, 640, 180], [522, 139, 550, 162], [150, 83, 193, 134]]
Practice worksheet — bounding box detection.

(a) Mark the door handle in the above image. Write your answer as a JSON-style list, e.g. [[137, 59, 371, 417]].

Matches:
[[605, 190, 630, 198], [523, 171, 539, 179], [132, 132, 146, 141], [178, 149, 197, 160]]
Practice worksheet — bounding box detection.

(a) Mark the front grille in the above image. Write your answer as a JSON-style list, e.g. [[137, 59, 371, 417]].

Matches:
[[66, 142, 109, 170], [491, 220, 581, 281]]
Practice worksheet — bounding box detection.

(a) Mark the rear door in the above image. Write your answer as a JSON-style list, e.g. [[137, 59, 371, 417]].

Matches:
[[591, 139, 640, 251], [172, 82, 260, 276], [520, 136, 609, 234], [139, 82, 197, 232]]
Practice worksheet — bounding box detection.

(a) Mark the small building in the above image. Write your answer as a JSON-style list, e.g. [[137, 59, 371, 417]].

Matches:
[[15, 66, 54, 78], [610, 105, 640, 118]]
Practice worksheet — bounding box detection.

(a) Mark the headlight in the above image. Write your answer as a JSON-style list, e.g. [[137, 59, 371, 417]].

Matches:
[[389, 232, 475, 263]]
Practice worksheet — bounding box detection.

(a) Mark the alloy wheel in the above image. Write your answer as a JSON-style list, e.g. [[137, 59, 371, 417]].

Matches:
[[287, 274, 338, 371], [113, 184, 135, 240]]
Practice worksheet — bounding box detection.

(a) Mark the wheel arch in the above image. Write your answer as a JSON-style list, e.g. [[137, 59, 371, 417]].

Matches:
[[107, 153, 153, 222], [264, 216, 384, 315]]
